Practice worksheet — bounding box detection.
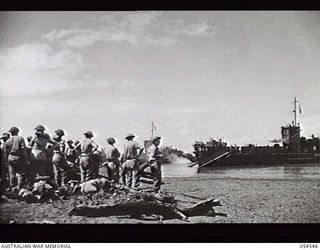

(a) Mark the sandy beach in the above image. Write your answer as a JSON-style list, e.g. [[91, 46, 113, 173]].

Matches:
[[1, 172, 320, 224]]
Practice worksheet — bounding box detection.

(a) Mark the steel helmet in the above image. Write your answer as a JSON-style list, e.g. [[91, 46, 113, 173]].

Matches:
[[107, 137, 116, 144], [84, 131, 94, 137], [125, 133, 135, 140], [152, 136, 162, 143], [67, 139, 73, 144], [55, 129, 65, 136], [0, 133, 10, 139], [9, 126, 19, 134], [34, 125, 46, 131]]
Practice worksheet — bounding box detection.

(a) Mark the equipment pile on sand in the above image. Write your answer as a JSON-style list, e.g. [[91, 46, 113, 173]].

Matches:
[[1, 176, 222, 221]]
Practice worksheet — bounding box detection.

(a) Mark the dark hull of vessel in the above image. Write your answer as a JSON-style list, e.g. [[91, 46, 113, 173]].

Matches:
[[199, 153, 320, 170], [195, 98, 320, 171]]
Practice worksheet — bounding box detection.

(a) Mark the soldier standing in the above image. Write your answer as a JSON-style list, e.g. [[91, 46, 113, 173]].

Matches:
[[25, 136, 33, 186], [52, 129, 68, 187], [80, 131, 99, 182], [0, 133, 10, 191], [147, 136, 162, 193], [65, 140, 77, 164], [74, 140, 81, 166], [29, 125, 56, 183], [1, 133, 10, 145], [65, 139, 80, 182], [121, 133, 144, 188], [0, 140, 6, 192], [103, 137, 121, 184], [3, 127, 29, 190]]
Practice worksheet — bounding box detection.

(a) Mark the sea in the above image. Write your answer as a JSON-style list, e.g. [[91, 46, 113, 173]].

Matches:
[[162, 158, 320, 180]]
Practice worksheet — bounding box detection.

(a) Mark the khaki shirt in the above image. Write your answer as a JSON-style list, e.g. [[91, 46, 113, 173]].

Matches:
[[147, 144, 162, 161], [104, 144, 120, 162], [122, 141, 144, 161], [4, 135, 26, 157], [81, 138, 98, 155], [30, 133, 53, 160], [65, 145, 77, 162], [52, 139, 66, 154]]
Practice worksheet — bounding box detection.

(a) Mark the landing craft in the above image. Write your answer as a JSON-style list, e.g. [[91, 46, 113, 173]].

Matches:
[[194, 97, 320, 171]]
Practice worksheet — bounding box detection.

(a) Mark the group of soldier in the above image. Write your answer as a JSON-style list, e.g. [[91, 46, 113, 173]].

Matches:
[[0, 125, 163, 195]]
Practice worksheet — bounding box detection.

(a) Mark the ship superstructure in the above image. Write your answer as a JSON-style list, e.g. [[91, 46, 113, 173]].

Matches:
[[193, 97, 320, 169]]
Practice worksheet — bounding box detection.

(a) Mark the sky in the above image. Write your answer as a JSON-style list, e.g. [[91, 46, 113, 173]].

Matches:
[[0, 11, 319, 153]]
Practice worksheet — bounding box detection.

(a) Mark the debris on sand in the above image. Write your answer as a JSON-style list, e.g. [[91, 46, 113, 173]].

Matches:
[[2, 176, 223, 221], [68, 200, 188, 220], [68, 184, 222, 220]]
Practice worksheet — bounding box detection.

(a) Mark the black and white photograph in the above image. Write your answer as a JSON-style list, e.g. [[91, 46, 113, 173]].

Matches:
[[0, 11, 319, 228]]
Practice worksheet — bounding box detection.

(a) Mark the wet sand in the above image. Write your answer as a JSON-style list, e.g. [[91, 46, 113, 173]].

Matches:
[[162, 175, 320, 223], [1, 174, 320, 224]]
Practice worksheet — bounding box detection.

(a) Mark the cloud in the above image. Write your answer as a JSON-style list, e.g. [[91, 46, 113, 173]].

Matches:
[[0, 43, 87, 96], [0, 41, 140, 97], [126, 11, 161, 27], [43, 28, 86, 41], [180, 22, 212, 36], [43, 12, 213, 49], [0, 43, 84, 71], [63, 30, 137, 48]]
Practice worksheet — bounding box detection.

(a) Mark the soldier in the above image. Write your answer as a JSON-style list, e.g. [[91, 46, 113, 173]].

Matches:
[[51, 129, 68, 187], [92, 149, 102, 179], [0, 140, 7, 192], [147, 136, 163, 193], [74, 140, 81, 166], [25, 136, 33, 186], [80, 131, 99, 182], [29, 125, 56, 183], [65, 139, 80, 182], [3, 127, 29, 190], [65, 140, 77, 164], [1, 133, 10, 145], [121, 133, 144, 188], [103, 137, 121, 184], [0, 133, 10, 191]]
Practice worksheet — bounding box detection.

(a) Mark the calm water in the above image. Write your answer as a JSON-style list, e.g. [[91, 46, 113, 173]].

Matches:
[[162, 162, 320, 180]]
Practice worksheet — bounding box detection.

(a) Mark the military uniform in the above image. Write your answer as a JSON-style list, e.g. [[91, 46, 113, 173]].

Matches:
[[103, 138, 121, 183], [147, 136, 162, 193], [0, 140, 9, 191], [65, 141, 77, 164], [0, 133, 10, 185], [52, 136, 68, 187], [80, 132, 98, 182], [25, 137, 33, 186], [3, 128, 28, 189], [121, 134, 144, 188], [29, 126, 55, 182], [74, 141, 81, 167]]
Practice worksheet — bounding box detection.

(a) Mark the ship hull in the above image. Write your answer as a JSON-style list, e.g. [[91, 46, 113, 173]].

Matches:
[[198, 153, 320, 170]]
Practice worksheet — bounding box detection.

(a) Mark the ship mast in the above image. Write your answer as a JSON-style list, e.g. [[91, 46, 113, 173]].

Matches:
[[151, 121, 157, 139], [292, 96, 300, 126]]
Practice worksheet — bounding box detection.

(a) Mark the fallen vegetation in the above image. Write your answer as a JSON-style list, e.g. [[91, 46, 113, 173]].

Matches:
[[0, 176, 222, 223]]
